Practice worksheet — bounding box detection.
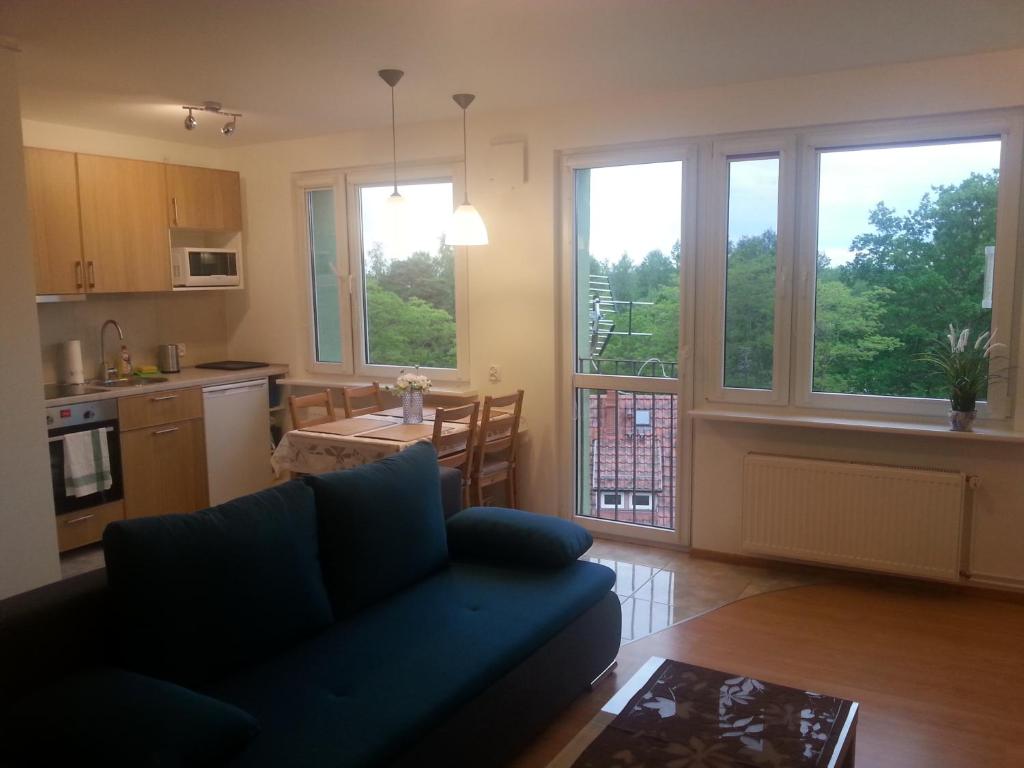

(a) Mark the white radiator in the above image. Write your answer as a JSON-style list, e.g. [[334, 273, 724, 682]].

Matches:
[[742, 453, 966, 581]]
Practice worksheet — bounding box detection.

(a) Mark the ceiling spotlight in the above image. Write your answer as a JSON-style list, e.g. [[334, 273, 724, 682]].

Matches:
[[181, 102, 242, 135]]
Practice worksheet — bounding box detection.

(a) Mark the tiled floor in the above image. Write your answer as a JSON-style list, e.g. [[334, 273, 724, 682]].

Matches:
[[585, 538, 828, 642], [60, 542, 104, 579]]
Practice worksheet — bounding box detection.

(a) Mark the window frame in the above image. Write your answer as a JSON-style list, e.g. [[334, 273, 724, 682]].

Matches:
[[792, 113, 1023, 419], [295, 162, 470, 382], [704, 134, 796, 406]]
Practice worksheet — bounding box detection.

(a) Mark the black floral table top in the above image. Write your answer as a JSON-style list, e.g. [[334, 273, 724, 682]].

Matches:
[[573, 659, 856, 768]]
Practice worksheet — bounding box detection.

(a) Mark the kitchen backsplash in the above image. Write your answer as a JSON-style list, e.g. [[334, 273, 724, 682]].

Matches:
[[37, 292, 229, 383]]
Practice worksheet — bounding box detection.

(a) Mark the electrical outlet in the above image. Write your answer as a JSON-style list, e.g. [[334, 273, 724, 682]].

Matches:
[[176, 343, 187, 358], [488, 365, 501, 383]]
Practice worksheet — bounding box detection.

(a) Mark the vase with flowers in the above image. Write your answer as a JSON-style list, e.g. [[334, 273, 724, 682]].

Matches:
[[918, 325, 1006, 432], [387, 368, 432, 424]]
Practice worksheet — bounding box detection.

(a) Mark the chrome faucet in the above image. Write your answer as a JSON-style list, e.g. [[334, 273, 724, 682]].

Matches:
[[99, 319, 125, 382]]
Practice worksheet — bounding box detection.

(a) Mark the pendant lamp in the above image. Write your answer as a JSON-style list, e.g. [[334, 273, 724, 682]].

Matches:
[[447, 93, 488, 246], [378, 69, 406, 213]]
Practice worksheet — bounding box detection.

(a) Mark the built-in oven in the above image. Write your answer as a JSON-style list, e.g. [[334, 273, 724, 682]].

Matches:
[[46, 399, 123, 517]]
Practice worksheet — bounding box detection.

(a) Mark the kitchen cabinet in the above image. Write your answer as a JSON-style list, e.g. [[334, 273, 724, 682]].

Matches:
[[166, 164, 242, 231], [24, 147, 85, 295], [55, 500, 124, 553], [119, 387, 209, 519], [76, 154, 171, 293]]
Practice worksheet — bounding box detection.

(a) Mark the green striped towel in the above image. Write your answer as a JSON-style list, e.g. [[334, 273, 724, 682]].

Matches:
[[63, 429, 112, 498]]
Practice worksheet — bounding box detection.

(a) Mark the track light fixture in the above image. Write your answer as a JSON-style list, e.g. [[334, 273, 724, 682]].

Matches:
[[180, 101, 242, 136]]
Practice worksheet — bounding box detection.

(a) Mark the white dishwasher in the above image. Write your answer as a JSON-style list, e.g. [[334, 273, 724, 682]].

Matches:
[[203, 378, 272, 505]]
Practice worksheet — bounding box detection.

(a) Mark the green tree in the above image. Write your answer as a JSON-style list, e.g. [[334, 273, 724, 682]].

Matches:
[[724, 231, 776, 388], [364, 281, 456, 368]]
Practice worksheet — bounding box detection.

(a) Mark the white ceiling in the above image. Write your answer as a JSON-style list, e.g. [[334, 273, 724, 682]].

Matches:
[[3, 0, 1024, 147]]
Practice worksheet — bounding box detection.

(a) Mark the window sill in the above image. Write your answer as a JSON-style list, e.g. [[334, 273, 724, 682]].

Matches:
[[689, 408, 1024, 444], [278, 375, 477, 398]]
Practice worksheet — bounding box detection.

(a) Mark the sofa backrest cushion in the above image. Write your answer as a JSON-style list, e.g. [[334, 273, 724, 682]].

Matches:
[[305, 442, 448, 618], [103, 480, 333, 687], [0, 666, 259, 767]]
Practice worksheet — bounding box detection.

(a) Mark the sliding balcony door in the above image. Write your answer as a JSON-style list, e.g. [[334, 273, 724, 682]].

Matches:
[[564, 146, 695, 545]]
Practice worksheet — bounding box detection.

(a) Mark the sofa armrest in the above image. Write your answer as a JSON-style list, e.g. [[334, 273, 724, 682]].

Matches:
[[438, 467, 462, 519], [446, 507, 593, 568], [0, 569, 110, 710]]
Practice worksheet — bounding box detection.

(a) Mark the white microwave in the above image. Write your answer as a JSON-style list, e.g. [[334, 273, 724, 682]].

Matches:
[[171, 247, 242, 288]]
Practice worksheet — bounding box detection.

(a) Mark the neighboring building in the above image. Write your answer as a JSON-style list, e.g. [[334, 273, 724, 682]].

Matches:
[[586, 390, 676, 529]]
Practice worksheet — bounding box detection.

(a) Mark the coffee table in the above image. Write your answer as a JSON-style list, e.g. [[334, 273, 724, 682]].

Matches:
[[549, 657, 858, 767]]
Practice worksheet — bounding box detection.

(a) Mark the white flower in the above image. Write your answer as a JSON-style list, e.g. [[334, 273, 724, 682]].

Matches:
[[387, 368, 432, 393], [974, 330, 990, 350], [957, 328, 970, 353]]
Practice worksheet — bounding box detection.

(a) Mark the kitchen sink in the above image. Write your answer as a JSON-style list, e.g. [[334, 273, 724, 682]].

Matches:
[[92, 376, 169, 388]]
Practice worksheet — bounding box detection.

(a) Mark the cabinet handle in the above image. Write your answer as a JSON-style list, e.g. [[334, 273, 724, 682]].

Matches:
[[64, 514, 95, 526], [172, 196, 179, 226], [87, 261, 96, 288], [150, 394, 178, 402], [152, 426, 180, 435], [74, 261, 83, 289]]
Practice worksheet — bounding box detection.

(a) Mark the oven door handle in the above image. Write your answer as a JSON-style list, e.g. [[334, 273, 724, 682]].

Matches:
[[48, 425, 116, 444]]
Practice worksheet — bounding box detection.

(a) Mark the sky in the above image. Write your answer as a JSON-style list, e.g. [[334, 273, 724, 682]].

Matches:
[[583, 139, 1001, 267]]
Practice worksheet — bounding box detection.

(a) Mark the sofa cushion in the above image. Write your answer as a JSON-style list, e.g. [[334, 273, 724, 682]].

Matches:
[[204, 560, 616, 768], [305, 442, 448, 618], [103, 480, 333, 687], [1, 666, 259, 768], [447, 506, 593, 568]]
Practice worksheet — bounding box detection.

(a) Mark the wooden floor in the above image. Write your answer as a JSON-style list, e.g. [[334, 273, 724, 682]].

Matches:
[[512, 581, 1024, 768]]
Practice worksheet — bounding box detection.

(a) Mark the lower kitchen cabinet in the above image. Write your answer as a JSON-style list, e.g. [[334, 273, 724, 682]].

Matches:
[[55, 500, 124, 553], [120, 417, 209, 519]]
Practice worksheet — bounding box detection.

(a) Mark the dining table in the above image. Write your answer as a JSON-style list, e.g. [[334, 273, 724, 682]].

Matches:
[[270, 405, 520, 477]]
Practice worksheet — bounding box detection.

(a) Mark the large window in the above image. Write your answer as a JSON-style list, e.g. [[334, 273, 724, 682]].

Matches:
[[703, 113, 1020, 417], [811, 139, 1001, 400], [300, 165, 467, 379], [356, 181, 456, 369]]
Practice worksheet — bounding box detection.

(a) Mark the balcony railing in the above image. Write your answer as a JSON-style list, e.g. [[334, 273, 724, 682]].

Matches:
[[579, 357, 679, 378]]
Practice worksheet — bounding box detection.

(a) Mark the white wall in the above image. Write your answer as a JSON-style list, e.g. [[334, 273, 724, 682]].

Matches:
[[225, 49, 1024, 585], [0, 51, 61, 597]]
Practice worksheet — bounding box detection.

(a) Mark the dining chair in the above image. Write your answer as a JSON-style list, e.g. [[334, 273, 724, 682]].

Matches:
[[288, 390, 337, 429], [471, 390, 525, 507], [342, 382, 385, 417], [431, 401, 480, 509]]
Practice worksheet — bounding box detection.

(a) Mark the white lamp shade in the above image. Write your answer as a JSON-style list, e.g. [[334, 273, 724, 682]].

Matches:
[[446, 203, 489, 246]]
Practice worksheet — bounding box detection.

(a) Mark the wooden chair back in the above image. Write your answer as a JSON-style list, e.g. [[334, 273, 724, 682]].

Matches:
[[288, 390, 337, 429], [475, 389, 524, 470], [432, 402, 479, 477], [342, 382, 385, 417]]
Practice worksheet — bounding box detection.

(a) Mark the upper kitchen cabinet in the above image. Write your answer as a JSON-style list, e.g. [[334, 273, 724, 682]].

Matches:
[[165, 164, 242, 231], [24, 147, 85, 295], [76, 154, 171, 293]]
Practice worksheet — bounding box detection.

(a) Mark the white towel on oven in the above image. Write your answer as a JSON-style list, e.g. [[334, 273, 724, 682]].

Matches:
[[63, 429, 112, 498]]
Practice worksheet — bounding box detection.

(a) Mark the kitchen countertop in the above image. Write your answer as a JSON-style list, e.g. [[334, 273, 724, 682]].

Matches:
[[44, 365, 290, 407]]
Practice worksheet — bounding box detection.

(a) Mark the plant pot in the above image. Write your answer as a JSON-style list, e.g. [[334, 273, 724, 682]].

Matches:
[[402, 391, 424, 424], [948, 409, 976, 432]]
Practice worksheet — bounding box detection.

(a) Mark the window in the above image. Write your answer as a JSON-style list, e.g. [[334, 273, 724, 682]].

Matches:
[[724, 156, 780, 390], [307, 188, 342, 364], [794, 115, 1022, 417], [634, 409, 651, 426], [601, 492, 624, 508], [706, 137, 793, 406], [299, 164, 469, 380], [633, 492, 653, 510], [356, 181, 456, 369], [811, 139, 1001, 401]]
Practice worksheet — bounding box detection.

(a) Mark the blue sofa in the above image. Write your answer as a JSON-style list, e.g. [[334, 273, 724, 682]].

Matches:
[[0, 443, 620, 767]]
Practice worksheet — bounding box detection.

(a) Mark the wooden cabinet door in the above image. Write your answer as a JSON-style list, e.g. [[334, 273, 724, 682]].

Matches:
[[77, 154, 170, 293], [121, 419, 209, 519], [166, 164, 242, 231], [24, 147, 85, 294]]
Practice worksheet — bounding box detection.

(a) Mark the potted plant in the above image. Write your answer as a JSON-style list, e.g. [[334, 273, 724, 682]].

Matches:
[[918, 325, 1006, 432], [387, 369, 432, 424]]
